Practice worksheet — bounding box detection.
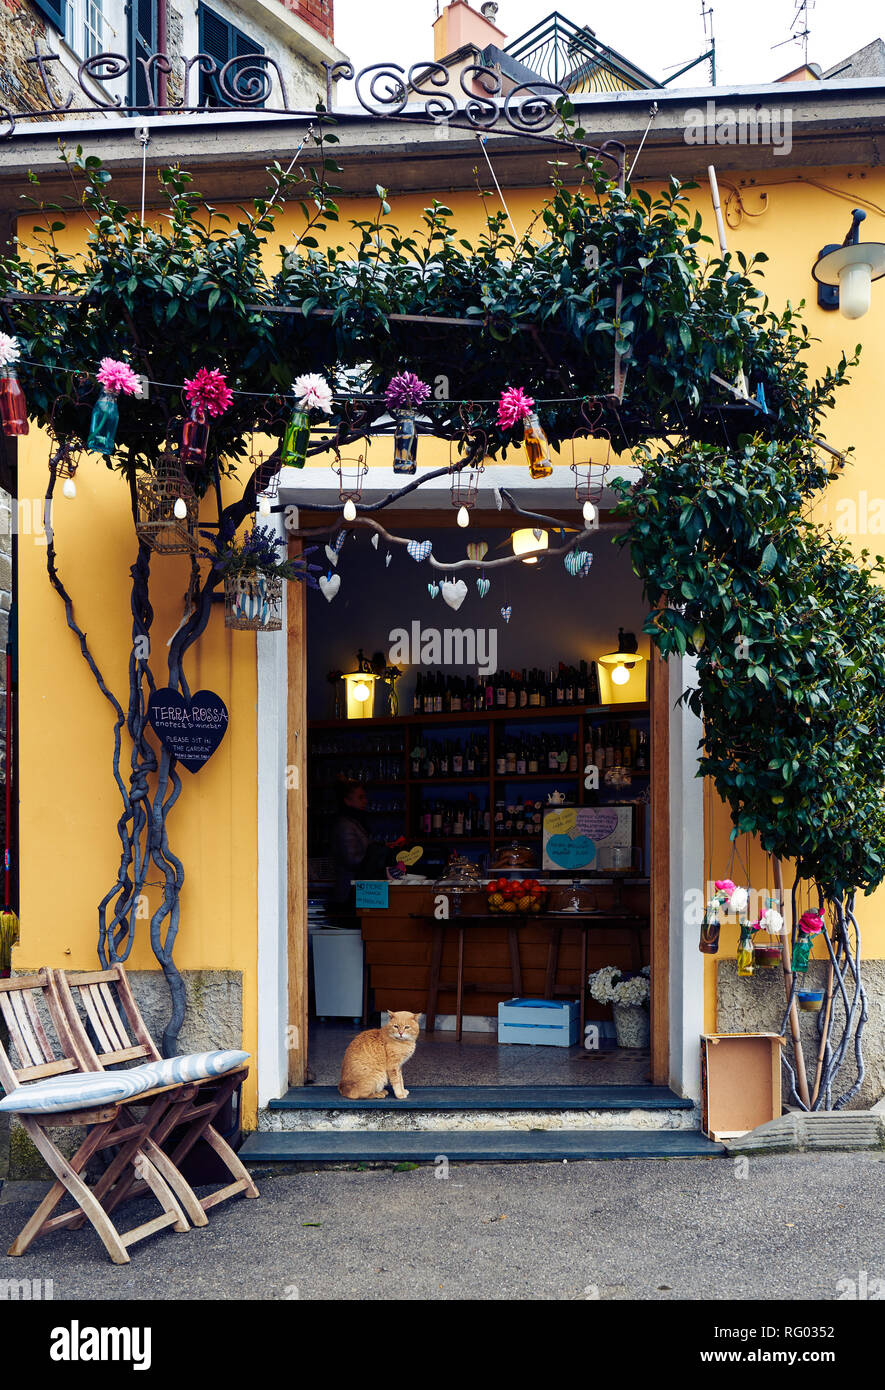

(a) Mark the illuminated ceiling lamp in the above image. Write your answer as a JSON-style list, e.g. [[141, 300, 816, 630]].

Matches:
[[812, 208, 885, 319], [343, 648, 377, 719], [511, 527, 549, 565], [598, 628, 646, 699]]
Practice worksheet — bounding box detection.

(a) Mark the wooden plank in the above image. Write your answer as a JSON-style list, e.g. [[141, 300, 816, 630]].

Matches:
[[79, 986, 114, 1055], [16, 1057, 78, 1082], [4, 991, 42, 1068], [287, 542, 308, 1087], [650, 645, 670, 1086], [97, 983, 133, 1050], [21, 988, 56, 1063]]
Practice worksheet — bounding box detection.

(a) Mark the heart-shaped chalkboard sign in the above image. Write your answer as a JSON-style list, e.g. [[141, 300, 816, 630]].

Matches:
[[147, 688, 229, 774]]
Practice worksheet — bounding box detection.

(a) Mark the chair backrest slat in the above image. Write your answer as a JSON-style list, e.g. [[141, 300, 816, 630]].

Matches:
[[17, 1057, 78, 1082], [78, 986, 114, 1054], [21, 988, 56, 1063], [97, 982, 132, 1050], [5, 991, 43, 1067], [89, 983, 125, 1052], [0, 971, 83, 1092]]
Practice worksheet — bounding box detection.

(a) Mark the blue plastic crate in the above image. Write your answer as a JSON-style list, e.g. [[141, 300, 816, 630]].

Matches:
[[497, 998, 580, 1047]]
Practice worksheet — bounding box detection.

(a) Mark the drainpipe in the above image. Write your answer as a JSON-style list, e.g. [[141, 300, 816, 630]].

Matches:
[[157, 0, 168, 110]]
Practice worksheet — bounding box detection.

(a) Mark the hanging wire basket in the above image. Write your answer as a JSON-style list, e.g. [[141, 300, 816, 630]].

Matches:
[[135, 455, 199, 554], [224, 572, 284, 631], [331, 449, 368, 504], [570, 400, 613, 510], [449, 416, 487, 514]]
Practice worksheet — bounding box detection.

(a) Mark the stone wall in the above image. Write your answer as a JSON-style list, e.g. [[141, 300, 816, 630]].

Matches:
[[717, 959, 885, 1111], [0, 2, 82, 120]]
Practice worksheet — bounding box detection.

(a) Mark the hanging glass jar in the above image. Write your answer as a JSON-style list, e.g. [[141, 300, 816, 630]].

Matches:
[[698, 909, 721, 955], [736, 922, 755, 978], [791, 934, 813, 974], [0, 365, 28, 436], [281, 407, 310, 469], [87, 386, 120, 455], [180, 404, 210, 466], [523, 412, 552, 479], [393, 408, 418, 474]]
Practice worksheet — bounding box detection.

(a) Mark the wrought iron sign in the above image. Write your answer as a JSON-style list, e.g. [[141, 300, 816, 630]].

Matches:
[[2, 42, 624, 174]]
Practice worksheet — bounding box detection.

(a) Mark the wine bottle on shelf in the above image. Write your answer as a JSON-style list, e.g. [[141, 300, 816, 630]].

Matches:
[[547, 737, 558, 773], [528, 740, 539, 775], [519, 669, 529, 709], [636, 730, 649, 771], [564, 665, 575, 705], [506, 673, 517, 710], [485, 673, 495, 710], [516, 740, 527, 776], [621, 723, 632, 767], [413, 674, 423, 715], [506, 741, 517, 775], [588, 660, 600, 705], [577, 660, 588, 704], [568, 735, 578, 773], [495, 740, 507, 777], [605, 723, 615, 768], [496, 672, 507, 709], [453, 742, 464, 776]]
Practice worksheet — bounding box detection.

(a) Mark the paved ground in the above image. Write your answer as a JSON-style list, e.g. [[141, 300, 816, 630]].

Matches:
[[0, 1151, 882, 1300]]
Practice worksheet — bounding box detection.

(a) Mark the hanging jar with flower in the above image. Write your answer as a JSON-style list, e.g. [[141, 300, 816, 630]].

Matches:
[[736, 921, 755, 977], [698, 904, 721, 955], [87, 358, 140, 455], [791, 908, 824, 973], [180, 367, 233, 466], [498, 386, 552, 479], [282, 373, 333, 469], [385, 372, 431, 474], [0, 333, 28, 437], [753, 904, 784, 969]]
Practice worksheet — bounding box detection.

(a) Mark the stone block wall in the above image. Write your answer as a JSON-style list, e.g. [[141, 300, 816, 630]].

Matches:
[[717, 958, 885, 1111]]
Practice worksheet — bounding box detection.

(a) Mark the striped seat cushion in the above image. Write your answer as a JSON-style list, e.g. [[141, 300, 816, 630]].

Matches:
[[0, 1050, 249, 1115]]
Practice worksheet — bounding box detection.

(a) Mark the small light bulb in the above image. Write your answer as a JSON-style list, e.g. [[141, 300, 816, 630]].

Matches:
[[258, 495, 271, 517], [62, 478, 76, 499], [582, 500, 596, 524], [456, 505, 470, 528], [173, 496, 188, 520], [611, 664, 630, 686], [343, 498, 357, 522], [353, 680, 371, 703]]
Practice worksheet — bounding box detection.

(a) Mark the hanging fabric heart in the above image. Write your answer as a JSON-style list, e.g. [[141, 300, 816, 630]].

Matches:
[[427, 582, 440, 599], [476, 576, 490, 598], [371, 533, 379, 550], [385, 552, 392, 567], [467, 541, 488, 562], [147, 688, 229, 774], [441, 579, 468, 611], [533, 528, 543, 542], [500, 605, 512, 623], [324, 545, 339, 567], [407, 539, 433, 563], [319, 573, 341, 602], [564, 550, 593, 577]]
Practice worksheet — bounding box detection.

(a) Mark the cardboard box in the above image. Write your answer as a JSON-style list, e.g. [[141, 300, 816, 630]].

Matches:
[[700, 1032, 784, 1141], [498, 998, 580, 1047]]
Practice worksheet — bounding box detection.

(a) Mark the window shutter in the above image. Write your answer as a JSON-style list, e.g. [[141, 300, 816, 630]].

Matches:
[[32, 0, 66, 34], [129, 0, 159, 108], [198, 4, 264, 108]]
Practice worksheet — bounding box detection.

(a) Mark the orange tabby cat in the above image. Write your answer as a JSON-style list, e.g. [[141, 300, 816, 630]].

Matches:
[[338, 1011, 420, 1099]]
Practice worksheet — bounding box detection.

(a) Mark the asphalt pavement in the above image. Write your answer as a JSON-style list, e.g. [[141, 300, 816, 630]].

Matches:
[[0, 1151, 882, 1301]]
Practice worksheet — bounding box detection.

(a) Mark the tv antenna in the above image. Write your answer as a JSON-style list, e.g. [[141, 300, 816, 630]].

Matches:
[[772, 0, 814, 67], [661, 2, 716, 86]]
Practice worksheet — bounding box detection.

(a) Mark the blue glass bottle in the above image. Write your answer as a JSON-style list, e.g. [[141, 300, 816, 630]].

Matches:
[[393, 408, 418, 474], [87, 386, 120, 455]]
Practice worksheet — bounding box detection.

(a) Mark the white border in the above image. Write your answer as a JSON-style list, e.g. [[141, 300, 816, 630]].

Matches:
[[667, 655, 705, 1100]]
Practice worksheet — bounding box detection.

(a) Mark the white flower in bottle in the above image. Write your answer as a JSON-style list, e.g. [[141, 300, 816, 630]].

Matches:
[[729, 886, 749, 915]]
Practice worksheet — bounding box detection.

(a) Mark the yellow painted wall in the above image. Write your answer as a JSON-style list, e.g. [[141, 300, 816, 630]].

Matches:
[[13, 157, 885, 1107]]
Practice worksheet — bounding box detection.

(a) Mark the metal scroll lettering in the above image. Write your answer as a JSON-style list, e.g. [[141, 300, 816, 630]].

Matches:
[[458, 64, 501, 128], [78, 53, 129, 109], [218, 54, 289, 109], [354, 62, 409, 117], [503, 81, 563, 134], [407, 62, 457, 123]]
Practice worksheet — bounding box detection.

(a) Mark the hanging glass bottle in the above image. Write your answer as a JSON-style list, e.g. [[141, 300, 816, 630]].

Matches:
[[0, 365, 28, 436], [180, 404, 210, 467], [87, 385, 120, 455], [281, 407, 310, 469], [736, 922, 755, 978], [791, 934, 813, 974], [698, 908, 721, 955], [393, 408, 418, 474], [523, 412, 552, 479]]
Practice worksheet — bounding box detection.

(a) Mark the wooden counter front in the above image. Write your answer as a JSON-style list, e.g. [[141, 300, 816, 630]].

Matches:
[[358, 883, 650, 1019]]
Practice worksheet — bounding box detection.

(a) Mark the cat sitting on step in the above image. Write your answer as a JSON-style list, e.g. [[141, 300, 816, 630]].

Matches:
[[338, 1011, 421, 1099]]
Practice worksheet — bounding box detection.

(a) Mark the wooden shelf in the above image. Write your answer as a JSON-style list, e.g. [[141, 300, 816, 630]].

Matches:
[[309, 702, 649, 730]]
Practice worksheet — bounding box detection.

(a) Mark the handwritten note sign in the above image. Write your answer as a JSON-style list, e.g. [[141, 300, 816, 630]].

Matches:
[[542, 806, 632, 871], [147, 688, 229, 773], [355, 880, 389, 910]]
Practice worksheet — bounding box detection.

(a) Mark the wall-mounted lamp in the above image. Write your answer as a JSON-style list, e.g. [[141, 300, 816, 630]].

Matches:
[[812, 209, 885, 319], [511, 527, 549, 565], [343, 648, 377, 719]]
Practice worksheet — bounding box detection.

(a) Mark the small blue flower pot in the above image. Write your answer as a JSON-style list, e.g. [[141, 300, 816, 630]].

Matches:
[[797, 989, 824, 1012]]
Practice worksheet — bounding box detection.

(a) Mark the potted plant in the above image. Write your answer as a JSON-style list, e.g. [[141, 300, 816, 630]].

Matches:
[[204, 523, 303, 632], [588, 964, 651, 1048]]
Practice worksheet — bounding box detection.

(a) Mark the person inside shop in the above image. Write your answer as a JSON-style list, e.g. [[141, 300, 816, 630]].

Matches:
[[329, 779, 389, 918]]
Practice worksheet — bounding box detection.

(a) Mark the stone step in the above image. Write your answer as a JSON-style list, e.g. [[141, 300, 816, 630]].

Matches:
[[241, 1128, 724, 1164], [260, 1085, 697, 1133]]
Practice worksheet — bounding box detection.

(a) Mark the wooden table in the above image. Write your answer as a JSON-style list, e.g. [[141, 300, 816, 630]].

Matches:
[[411, 911, 649, 1042]]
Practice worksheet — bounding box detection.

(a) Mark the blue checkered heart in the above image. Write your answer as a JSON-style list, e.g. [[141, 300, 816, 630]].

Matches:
[[500, 605, 512, 623], [407, 540, 433, 563]]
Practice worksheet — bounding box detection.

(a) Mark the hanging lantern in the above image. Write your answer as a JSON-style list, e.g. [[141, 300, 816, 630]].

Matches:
[[0, 333, 27, 437], [135, 455, 199, 554], [598, 628, 646, 699], [332, 448, 368, 521], [449, 424, 486, 525], [571, 399, 612, 520], [511, 527, 549, 564], [385, 372, 431, 475], [343, 649, 378, 719]]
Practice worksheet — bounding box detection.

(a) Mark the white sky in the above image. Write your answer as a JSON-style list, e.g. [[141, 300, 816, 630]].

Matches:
[[333, 0, 883, 89]]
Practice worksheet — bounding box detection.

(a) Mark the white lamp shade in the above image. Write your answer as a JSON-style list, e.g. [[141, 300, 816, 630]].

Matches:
[[344, 671, 376, 718], [610, 663, 630, 686], [812, 241, 885, 320], [512, 527, 549, 564]]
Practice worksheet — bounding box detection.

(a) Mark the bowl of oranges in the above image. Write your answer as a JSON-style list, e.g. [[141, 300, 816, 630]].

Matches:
[[486, 877, 547, 914]]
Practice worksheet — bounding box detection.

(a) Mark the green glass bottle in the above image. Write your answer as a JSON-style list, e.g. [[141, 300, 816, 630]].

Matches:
[[87, 386, 120, 455], [281, 407, 310, 469], [791, 934, 813, 973]]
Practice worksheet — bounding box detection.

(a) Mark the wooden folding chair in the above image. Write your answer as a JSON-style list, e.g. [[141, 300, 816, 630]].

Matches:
[[51, 966, 259, 1226], [0, 971, 191, 1265]]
